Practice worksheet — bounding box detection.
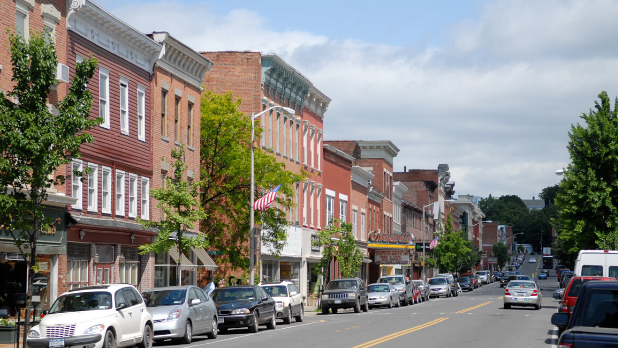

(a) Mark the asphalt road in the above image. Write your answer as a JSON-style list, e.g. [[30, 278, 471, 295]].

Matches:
[[156, 259, 562, 348]]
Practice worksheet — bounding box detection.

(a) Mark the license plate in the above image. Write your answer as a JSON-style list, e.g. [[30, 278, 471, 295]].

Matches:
[[49, 339, 64, 348], [334, 300, 342, 304], [218, 317, 225, 324], [368, 301, 375, 304], [517, 297, 531, 302]]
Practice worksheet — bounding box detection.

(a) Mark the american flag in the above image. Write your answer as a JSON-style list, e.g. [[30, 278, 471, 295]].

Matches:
[[429, 237, 439, 249], [254, 185, 281, 211]]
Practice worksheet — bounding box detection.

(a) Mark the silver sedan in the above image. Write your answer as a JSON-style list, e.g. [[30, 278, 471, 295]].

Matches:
[[367, 283, 398, 308], [503, 280, 543, 310]]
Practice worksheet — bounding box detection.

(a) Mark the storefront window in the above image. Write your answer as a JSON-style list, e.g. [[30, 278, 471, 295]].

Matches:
[[67, 243, 90, 289], [280, 262, 300, 288], [120, 247, 139, 286], [262, 260, 279, 283]]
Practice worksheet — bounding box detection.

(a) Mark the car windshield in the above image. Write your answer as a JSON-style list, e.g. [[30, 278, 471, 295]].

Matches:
[[580, 289, 618, 328], [142, 289, 186, 307], [502, 272, 516, 278], [566, 279, 596, 297], [262, 285, 287, 297], [211, 288, 256, 301], [457, 277, 469, 282], [428, 278, 446, 285], [368, 285, 390, 292], [412, 281, 423, 286], [517, 276, 532, 280], [49, 292, 112, 313], [507, 282, 536, 289], [378, 277, 404, 285], [477, 271, 487, 275], [327, 281, 358, 290]]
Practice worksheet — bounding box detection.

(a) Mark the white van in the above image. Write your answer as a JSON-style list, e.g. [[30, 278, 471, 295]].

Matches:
[[574, 250, 618, 277]]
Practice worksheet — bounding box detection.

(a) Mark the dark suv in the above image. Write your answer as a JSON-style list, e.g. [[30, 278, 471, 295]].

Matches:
[[321, 278, 369, 314]]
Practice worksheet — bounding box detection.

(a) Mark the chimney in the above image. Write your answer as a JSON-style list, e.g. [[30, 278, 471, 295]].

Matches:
[[404, 166, 406, 172]]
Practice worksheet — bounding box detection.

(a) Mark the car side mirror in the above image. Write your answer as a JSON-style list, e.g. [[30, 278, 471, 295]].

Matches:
[[191, 299, 201, 306], [290, 291, 297, 296], [551, 312, 569, 326], [261, 296, 269, 302], [116, 303, 128, 310], [42, 309, 49, 316]]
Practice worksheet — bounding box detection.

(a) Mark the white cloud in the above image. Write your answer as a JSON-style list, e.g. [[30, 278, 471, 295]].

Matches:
[[109, 0, 618, 198]]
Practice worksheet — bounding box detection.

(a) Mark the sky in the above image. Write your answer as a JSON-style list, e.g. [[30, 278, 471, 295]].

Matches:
[[98, 0, 618, 199]]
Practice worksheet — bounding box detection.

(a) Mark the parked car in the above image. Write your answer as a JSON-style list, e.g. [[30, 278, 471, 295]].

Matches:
[[529, 257, 537, 263], [260, 281, 304, 324], [560, 271, 575, 288], [460, 275, 478, 289], [411, 280, 430, 302], [367, 283, 397, 309], [27, 284, 154, 348], [493, 272, 502, 281], [142, 286, 217, 343], [574, 249, 618, 277], [476, 271, 490, 284], [321, 278, 369, 314], [553, 288, 565, 299], [516, 275, 534, 281], [560, 276, 615, 315], [377, 275, 413, 306], [503, 280, 543, 310], [211, 285, 276, 333], [500, 272, 517, 288], [551, 281, 618, 347], [557, 267, 570, 280], [438, 273, 459, 297], [457, 277, 473, 292], [428, 277, 451, 298]]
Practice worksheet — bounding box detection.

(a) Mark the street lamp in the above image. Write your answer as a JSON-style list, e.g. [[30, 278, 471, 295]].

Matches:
[[556, 169, 565, 176], [249, 106, 295, 285]]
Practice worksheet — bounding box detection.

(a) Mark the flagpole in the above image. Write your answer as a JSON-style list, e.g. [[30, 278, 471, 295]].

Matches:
[[250, 112, 256, 285]]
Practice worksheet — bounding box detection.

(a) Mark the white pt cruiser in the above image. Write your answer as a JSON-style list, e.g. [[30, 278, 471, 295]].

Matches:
[[27, 284, 153, 348]]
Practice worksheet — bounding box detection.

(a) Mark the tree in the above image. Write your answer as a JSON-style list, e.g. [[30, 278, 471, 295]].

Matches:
[[199, 91, 307, 272], [432, 215, 470, 273], [0, 31, 98, 347], [138, 146, 208, 285], [457, 232, 483, 274], [555, 91, 618, 252], [539, 184, 559, 206], [492, 242, 509, 270], [312, 220, 363, 280]]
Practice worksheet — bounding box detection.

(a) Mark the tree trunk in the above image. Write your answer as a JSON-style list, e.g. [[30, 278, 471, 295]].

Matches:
[[177, 229, 183, 286], [23, 239, 36, 348]]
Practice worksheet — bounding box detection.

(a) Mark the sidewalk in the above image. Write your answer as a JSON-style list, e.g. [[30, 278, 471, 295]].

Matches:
[[305, 305, 318, 316]]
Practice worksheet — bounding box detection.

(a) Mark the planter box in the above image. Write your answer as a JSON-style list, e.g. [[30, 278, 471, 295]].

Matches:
[[0, 326, 19, 344]]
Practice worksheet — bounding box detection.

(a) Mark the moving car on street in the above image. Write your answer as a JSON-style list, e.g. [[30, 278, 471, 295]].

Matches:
[[367, 283, 397, 308], [211, 286, 276, 333], [529, 257, 537, 263], [260, 281, 304, 324], [142, 286, 218, 343], [503, 280, 543, 310], [321, 278, 369, 314], [500, 272, 517, 288], [27, 284, 154, 348], [538, 271, 548, 280], [377, 275, 413, 306]]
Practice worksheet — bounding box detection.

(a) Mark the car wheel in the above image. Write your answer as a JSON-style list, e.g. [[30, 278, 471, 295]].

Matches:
[[266, 312, 276, 330], [283, 306, 292, 324], [322, 306, 329, 315], [179, 321, 192, 344], [332, 308, 338, 314], [504, 304, 511, 309], [137, 325, 153, 348], [295, 304, 304, 322], [354, 300, 361, 313], [103, 330, 116, 348], [363, 301, 369, 312], [206, 317, 218, 339], [249, 312, 259, 333]]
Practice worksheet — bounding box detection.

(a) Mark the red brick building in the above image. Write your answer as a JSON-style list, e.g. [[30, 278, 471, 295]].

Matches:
[[481, 221, 513, 271]]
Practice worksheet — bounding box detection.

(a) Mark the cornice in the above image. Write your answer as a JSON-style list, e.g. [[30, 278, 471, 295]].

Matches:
[[149, 32, 213, 90], [323, 144, 355, 162], [67, 0, 162, 73], [351, 166, 375, 187], [306, 86, 331, 119], [368, 186, 385, 203], [357, 140, 400, 166], [262, 54, 312, 111]]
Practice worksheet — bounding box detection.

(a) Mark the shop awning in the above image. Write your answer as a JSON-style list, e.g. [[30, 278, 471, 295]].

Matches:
[[169, 247, 195, 271], [192, 247, 218, 270]]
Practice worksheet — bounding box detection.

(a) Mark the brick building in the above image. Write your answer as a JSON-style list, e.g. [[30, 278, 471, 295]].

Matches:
[[481, 221, 514, 271], [200, 52, 330, 300], [449, 195, 485, 270]]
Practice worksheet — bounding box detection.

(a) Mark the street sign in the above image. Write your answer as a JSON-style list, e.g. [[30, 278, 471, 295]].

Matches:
[[206, 251, 222, 255]]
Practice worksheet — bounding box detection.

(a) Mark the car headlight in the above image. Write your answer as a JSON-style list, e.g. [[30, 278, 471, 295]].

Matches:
[[349, 292, 356, 298], [83, 324, 105, 335], [399, 288, 405, 292], [28, 330, 40, 338], [379, 296, 386, 300], [231, 308, 250, 315], [275, 301, 284, 309], [322, 294, 329, 300], [167, 309, 182, 321]]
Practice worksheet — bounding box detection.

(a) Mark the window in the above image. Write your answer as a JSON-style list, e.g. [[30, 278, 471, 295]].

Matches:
[[129, 174, 137, 218], [303, 125, 307, 164], [352, 210, 358, 237], [295, 122, 300, 161], [88, 164, 98, 212], [310, 186, 314, 227], [175, 97, 180, 142], [310, 129, 315, 168], [16, 11, 26, 38], [120, 79, 129, 134], [99, 68, 110, 128], [72, 161, 82, 209], [102, 167, 111, 214], [302, 184, 307, 225], [116, 171, 125, 216], [187, 102, 193, 146], [289, 118, 293, 159], [361, 212, 366, 240], [339, 199, 347, 223], [120, 247, 139, 287], [67, 243, 90, 290], [276, 111, 280, 153], [161, 90, 167, 137], [137, 87, 145, 141], [326, 194, 335, 226], [581, 265, 603, 276], [141, 178, 149, 220], [269, 109, 273, 148], [317, 190, 321, 229]]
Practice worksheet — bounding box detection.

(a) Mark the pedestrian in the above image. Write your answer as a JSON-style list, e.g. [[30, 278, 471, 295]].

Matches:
[[203, 276, 215, 296], [228, 276, 235, 287], [237, 279, 243, 286], [218, 279, 225, 287]]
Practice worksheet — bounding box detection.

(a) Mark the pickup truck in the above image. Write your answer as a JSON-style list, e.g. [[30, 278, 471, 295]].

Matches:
[[551, 281, 618, 347]]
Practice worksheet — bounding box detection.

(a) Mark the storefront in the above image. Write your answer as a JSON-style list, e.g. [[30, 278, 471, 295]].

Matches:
[[367, 232, 414, 283], [154, 247, 218, 287]]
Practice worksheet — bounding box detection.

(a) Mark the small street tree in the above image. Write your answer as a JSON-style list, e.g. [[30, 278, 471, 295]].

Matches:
[[312, 220, 363, 281], [492, 242, 509, 270], [138, 146, 208, 285], [555, 91, 618, 252], [432, 215, 470, 274], [457, 233, 483, 274], [0, 31, 98, 347]]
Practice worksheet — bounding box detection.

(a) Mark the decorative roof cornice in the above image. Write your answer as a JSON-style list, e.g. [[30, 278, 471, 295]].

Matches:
[[393, 181, 408, 200], [357, 140, 400, 165], [262, 54, 312, 111], [305, 85, 331, 119], [67, 0, 162, 73], [368, 186, 385, 203], [148, 32, 213, 90], [323, 144, 355, 162], [351, 166, 375, 188]]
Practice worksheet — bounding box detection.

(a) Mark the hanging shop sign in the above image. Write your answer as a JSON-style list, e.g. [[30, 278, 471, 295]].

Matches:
[[374, 250, 411, 265], [367, 233, 413, 249]]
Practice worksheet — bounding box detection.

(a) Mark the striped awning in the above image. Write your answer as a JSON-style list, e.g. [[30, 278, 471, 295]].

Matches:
[[192, 248, 218, 270], [168, 247, 195, 271]]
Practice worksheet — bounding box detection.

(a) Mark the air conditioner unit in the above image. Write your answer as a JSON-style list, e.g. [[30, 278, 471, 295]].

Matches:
[[56, 63, 69, 83], [5, 253, 25, 261]]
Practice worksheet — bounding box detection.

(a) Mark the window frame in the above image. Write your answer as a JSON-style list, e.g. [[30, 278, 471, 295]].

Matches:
[[15, 1, 29, 39], [87, 163, 98, 212], [116, 170, 125, 216], [161, 89, 168, 137], [174, 96, 180, 142], [71, 160, 83, 210], [128, 173, 137, 218], [99, 67, 110, 129], [137, 86, 146, 141], [119, 77, 129, 135], [325, 194, 335, 226], [102, 166, 112, 214], [141, 177, 150, 220], [187, 102, 193, 146]]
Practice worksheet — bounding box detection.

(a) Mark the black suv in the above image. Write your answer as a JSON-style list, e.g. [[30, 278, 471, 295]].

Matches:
[[321, 278, 369, 314]]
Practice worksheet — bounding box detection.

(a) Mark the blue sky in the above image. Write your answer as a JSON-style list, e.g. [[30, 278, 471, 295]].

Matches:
[[99, 0, 618, 199]]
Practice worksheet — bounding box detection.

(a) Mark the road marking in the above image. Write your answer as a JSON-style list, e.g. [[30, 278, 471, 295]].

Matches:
[[351, 317, 449, 348], [187, 322, 320, 346], [497, 296, 504, 299], [455, 301, 494, 313]]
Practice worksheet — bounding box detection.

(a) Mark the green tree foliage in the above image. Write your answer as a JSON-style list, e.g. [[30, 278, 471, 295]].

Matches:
[[0, 31, 98, 346], [480, 195, 529, 233], [492, 242, 509, 270], [555, 91, 618, 251], [199, 91, 307, 272], [312, 220, 363, 280], [432, 215, 470, 273], [539, 185, 559, 206], [457, 231, 483, 274], [138, 146, 208, 285]]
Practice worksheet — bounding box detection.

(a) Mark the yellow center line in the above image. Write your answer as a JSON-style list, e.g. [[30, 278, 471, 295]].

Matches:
[[497, 296, 504, 299], [351, 317, 449, 348], [455, 301, 494, 313]]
